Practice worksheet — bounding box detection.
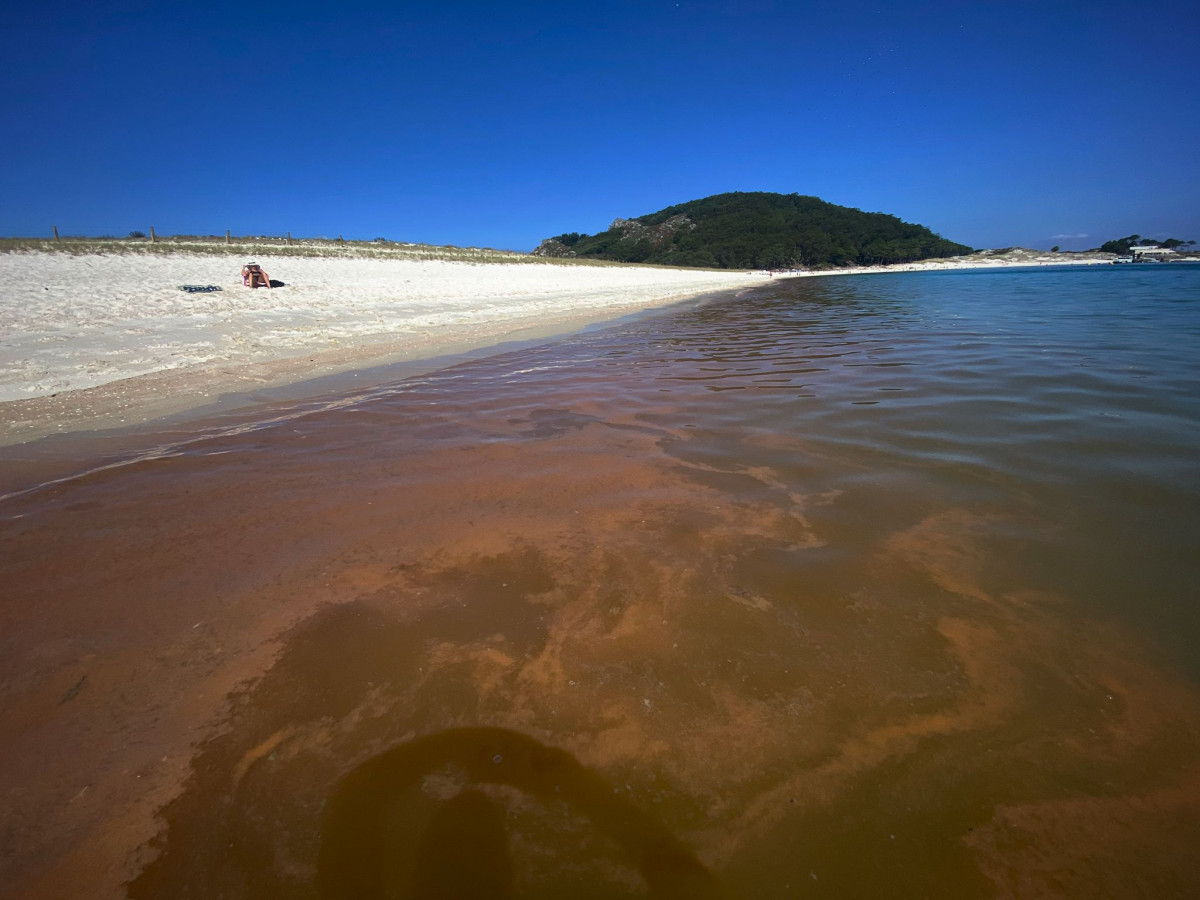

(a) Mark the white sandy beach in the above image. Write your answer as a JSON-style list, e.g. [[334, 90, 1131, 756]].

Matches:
[[786, 247, 1116, 276], [0, 251, 768, 443]]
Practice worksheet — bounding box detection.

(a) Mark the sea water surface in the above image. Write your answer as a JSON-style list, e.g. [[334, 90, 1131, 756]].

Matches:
[[3, 264, 1199, 898]]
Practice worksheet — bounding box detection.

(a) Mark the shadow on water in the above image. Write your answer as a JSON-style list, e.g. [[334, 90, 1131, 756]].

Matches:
[[125, 580, 723, 900], [319, 728, 718, 900]]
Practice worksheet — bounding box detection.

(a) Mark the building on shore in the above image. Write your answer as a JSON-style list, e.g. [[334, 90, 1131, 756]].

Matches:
[[1129, 245, 1178, 261]]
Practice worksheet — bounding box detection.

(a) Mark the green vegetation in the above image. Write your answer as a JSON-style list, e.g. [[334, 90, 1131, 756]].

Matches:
[[1095, 234, 1196, 254], [540, 192, 973, 269]]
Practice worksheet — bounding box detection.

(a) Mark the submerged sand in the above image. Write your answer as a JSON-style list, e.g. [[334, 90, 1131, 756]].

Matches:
[[5, 369, 1198, 899]]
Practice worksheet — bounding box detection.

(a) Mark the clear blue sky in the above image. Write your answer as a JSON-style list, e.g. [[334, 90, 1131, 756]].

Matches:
[[3, 0, 1197, 252]]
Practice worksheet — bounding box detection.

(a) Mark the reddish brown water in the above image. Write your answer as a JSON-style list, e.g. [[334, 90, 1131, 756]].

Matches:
[[2, 267, 1199, 898]]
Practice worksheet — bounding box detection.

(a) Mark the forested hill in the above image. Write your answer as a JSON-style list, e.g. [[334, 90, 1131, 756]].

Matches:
[[534, 192, 973, 269]]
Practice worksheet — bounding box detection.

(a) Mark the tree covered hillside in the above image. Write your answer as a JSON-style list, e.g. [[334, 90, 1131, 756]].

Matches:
[[1094, 234, 1196, 254], [536, 192, 972, 269]]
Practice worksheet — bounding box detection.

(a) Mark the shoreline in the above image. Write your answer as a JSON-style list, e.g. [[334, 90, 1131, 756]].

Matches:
[[0, 296, 734, 450], [781, 244, 1121, 277], [0, 248, 1120, 447], [0, 251, 768, 446]]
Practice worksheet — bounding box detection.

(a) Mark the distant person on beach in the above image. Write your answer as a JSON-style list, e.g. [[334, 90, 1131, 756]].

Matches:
[[242, 262, 271, 289]]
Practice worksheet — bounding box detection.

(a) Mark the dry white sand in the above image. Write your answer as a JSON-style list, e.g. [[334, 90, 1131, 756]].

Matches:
[[0, 252, 767, 444], [784, 248, 1116, 277]]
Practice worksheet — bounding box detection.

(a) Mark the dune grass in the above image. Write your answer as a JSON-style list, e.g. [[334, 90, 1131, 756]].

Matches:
[[0, 235, 688, 268]]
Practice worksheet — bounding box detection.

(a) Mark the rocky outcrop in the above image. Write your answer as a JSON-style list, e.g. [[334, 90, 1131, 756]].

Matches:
[[609, 214, 695, 245], [531, 238, 576, 258]]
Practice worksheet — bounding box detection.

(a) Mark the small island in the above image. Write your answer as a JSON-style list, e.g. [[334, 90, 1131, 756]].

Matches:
[[534, 191, 974, 270]]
